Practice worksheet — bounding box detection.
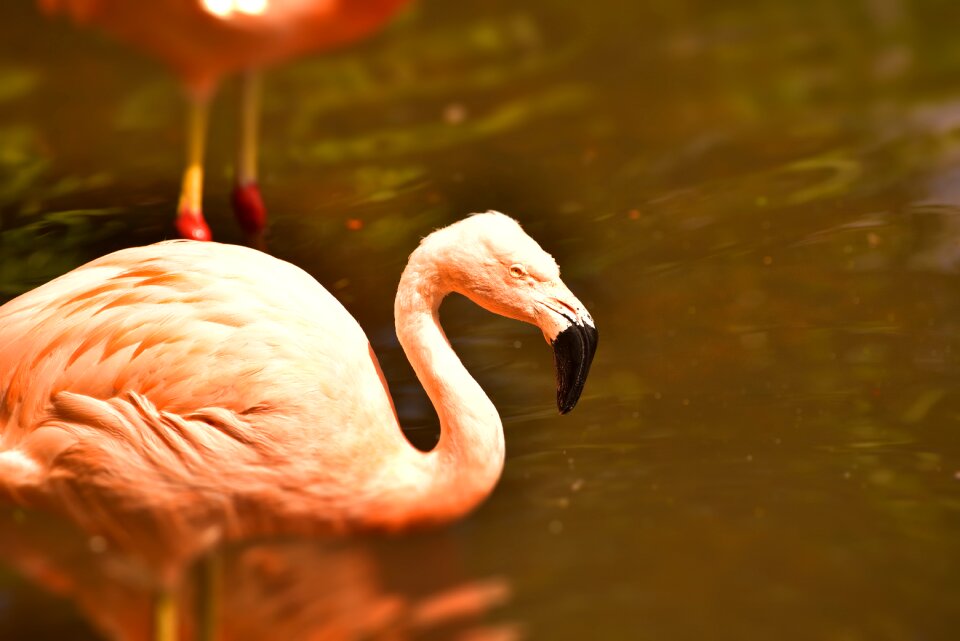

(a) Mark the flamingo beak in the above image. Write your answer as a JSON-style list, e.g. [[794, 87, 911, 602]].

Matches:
[[534, 285, 598, 414], [552, 316, 599, 414]]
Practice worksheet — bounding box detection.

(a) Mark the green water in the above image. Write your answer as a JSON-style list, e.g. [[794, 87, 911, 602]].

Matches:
[[2, 0, 960, 639]]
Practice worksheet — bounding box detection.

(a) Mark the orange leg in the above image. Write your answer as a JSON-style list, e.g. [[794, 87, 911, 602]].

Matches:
[[154, 588, 178, 641], [232, 69, 267, 236], [176, 92, 213, 241]]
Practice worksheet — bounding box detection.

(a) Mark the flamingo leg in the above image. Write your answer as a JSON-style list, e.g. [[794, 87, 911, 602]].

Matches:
[[154, 588, 179, 641], [196, 550, 223, 641], [175, 92, 213, 241], [232, 69, 267, 237]]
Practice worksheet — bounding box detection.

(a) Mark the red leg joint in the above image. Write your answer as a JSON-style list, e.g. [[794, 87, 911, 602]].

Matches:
[[232, 181, 267, 235], [176, 208, 213, 241]]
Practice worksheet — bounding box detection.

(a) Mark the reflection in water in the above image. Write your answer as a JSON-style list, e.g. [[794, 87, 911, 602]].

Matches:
[[0, 507, 516, 641]]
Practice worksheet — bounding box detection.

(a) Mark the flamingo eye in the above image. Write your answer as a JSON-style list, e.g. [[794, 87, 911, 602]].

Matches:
[[509, 264, 527, 279]]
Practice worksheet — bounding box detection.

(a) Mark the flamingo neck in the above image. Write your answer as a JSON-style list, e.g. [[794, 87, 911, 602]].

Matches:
[[386, 247, 506, 526]]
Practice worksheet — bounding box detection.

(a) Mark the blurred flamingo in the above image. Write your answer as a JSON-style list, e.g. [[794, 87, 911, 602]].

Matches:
[[37, 0, 413, 241], [0, 212, 597, 640]]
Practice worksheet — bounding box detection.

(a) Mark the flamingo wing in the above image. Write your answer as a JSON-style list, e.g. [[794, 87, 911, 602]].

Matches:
[[0, 239, 397, 505]]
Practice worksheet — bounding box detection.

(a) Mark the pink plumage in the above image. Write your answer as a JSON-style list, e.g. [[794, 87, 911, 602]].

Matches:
[[38, 0, 412, 93], [0, 213, 597, 582]]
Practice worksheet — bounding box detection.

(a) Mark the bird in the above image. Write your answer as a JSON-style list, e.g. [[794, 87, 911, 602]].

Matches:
[[0, 211, 597, 638], [37, 0, 413, 241]]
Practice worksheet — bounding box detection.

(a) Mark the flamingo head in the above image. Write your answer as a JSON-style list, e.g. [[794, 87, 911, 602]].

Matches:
[[420, 211, 599, 414]]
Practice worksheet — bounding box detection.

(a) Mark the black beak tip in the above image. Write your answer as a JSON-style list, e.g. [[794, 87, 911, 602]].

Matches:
[[552, 322, 598, 415]]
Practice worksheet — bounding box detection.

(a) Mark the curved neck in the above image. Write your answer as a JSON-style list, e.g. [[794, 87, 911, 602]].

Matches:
[[387, 248, 506, 526]]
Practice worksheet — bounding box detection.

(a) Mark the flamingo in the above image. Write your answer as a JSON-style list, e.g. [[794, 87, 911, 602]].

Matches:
[[37, 0, 413, 241], [0, 211, 597, 639]]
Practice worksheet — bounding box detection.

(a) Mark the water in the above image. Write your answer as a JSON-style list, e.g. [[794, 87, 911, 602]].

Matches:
[[2, 0, 960, 639]]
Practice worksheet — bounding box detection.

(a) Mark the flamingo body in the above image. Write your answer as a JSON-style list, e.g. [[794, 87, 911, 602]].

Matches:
[[0, 240, 405, 574], [38, 0, 412, 92], [0, 213, 597, 579]]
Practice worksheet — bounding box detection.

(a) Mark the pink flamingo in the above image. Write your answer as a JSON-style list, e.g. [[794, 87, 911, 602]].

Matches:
[[38, 0, 412, 241], [0, 212, 596, 638]]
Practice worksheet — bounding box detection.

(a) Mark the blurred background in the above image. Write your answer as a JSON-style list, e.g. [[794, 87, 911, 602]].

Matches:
[[2, 0, 960, 639]]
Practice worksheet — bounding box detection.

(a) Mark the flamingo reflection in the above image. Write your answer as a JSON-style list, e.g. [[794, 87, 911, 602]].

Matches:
[[0, 506, 518, 641]]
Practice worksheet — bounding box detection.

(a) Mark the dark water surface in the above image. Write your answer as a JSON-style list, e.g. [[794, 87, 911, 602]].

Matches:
[[2, 0, 960, 639]]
